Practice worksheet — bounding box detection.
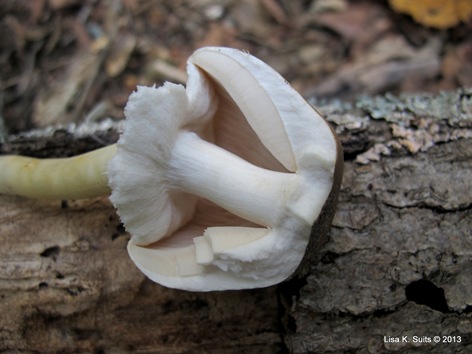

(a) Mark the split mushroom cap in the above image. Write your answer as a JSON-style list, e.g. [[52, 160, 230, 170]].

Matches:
[[108, 47, 343, 291]]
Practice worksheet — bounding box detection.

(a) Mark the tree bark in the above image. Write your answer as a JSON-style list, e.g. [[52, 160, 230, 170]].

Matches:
[[1, 89, 471, 353], [284, 88, 472, 353]]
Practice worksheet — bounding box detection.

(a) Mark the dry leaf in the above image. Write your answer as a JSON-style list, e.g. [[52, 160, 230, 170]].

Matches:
[[105, 33, 136, 77], [48, 0, 82, 10], [33, 51, 104, 127], [307, 36, 441, 99], [389, 0, 472, 29], [145, 59, 187, 84], [231, 0, 274, 39]]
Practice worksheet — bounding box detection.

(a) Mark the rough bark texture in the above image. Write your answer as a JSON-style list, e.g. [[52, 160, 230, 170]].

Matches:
[[1, 89, 471, 353], [285, 88, 472, 353]]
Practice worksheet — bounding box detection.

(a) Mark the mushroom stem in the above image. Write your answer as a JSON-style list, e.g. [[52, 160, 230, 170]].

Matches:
[[168, 131, 297, 228], [0, 144, 116, 200]]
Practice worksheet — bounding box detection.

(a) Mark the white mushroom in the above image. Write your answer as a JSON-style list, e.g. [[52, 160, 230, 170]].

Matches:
[[107, 47, 343, 291], [0, 47, 342, 291]]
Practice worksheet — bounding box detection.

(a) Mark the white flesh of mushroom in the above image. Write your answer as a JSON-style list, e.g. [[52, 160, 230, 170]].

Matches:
[[108, 47, 340, 291]]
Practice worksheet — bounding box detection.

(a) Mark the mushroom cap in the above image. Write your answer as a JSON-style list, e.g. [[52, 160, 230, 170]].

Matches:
[[108, 47, 343, 291]]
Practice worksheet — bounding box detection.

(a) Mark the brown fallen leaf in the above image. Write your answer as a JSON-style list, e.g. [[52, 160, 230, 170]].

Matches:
[[304, 1, 392, 57], [196, 21, 241, 49], [48, 0, 82, 10], [33, 49, 106, 127], [145, 59, 187, 84], [260, 0, 289, 25], [443, 40, 472, 87], [306, 36, 441, 99], [105, 33, 136, 78], [231, 0, 276, 40]]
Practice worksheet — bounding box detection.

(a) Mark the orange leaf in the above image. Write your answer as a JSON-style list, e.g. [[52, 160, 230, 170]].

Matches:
[[389, 0, 472, 28]]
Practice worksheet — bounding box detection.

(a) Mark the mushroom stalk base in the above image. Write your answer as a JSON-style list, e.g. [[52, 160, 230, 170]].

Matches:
[[168, 131, 297, 228], [0, 145, 116, 200]]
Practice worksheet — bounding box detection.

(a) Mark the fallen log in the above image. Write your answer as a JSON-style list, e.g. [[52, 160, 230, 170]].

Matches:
[[1, 89, 471, 353]]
